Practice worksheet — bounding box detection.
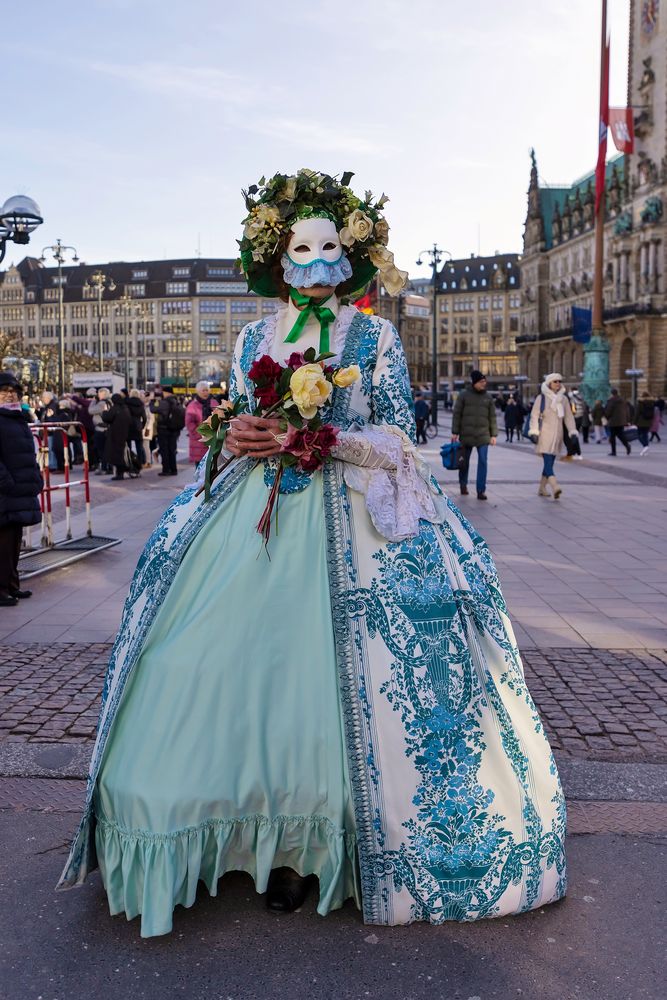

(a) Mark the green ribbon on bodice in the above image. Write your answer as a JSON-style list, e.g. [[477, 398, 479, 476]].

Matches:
[[284, 288, 335, 354]]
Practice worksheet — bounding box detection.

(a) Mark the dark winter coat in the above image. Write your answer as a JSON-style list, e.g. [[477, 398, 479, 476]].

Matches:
[[70, 396, 95, 438], [636, 398, 656, 429], [452, 388, 498, 446], [0, 408, 43, 527], [151, 394, 182, 432], [101, 398, 132, 467], [126, 397, 147, 435], [504, 401, 520, 429], [604, 395, 629, 428], [591, 402, 605, 424]]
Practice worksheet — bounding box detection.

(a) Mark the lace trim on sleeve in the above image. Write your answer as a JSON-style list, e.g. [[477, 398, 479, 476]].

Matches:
[[334, 425, 447, 541]]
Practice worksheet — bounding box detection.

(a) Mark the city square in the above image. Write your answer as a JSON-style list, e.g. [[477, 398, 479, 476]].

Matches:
[[1, 1, 667, 999]]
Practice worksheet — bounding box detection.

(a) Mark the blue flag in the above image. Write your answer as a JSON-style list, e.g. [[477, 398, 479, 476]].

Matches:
[[572, 306, 592, 343]]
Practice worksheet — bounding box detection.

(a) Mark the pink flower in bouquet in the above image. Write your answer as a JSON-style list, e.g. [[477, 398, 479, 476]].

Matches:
[[286, 351, 307, 370], [281, 423, 340, 473]]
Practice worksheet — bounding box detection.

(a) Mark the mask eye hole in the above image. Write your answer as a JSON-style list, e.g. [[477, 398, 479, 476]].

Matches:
[[293, 244, 310, 253], [323, 242, 337, 251]]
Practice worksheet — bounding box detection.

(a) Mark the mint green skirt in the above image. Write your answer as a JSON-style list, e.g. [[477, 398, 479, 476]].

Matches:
[[94, 467, 359, 937]]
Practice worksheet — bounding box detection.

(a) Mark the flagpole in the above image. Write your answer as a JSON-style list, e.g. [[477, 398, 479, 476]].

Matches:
[[580, 0, 611, 407], [592, 0, 607, 330]]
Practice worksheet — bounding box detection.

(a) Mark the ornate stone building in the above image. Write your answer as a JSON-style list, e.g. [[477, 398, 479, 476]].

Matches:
[[518, 0, 667, 399], [378, 286, 431, 384], [435, 253, 522, 391]]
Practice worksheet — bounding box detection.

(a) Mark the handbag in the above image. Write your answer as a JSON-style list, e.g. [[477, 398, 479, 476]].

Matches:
[[624, 424, 639, 442], [440, 441, 464, 472], [563, 428, 581, 456]]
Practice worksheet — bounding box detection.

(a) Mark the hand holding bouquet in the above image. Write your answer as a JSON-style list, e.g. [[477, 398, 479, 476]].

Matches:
[[197, 348, 360, 545]]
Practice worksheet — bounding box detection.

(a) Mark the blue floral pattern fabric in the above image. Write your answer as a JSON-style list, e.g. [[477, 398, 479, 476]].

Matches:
[[58, 307, 566, 930]]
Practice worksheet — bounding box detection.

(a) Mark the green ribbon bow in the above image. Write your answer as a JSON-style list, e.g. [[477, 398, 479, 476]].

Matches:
[[285, 288, 335, 354]]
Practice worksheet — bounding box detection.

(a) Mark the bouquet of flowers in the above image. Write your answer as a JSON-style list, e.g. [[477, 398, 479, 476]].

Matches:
[[197, 349, 360, 545]]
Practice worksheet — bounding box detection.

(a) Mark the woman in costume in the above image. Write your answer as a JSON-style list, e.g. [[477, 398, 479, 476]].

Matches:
[[58, 170, 566, 937]]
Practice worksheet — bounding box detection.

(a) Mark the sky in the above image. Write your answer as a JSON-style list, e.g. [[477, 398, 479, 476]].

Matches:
[[2, 0, 630, 277]]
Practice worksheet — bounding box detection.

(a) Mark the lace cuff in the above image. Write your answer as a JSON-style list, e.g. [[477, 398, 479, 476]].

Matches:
[[334, 425, 447, 541]]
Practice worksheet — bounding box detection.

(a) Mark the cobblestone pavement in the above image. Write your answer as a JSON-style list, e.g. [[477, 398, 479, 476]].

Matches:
[[2, 642, 667, 763]]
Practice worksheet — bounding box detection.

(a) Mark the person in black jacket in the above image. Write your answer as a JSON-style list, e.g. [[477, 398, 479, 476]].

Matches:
[[127, 389, 147, 467], [102, 394, 132, 480], [150, 386, 184, 476], [0, 372, 43, 606]]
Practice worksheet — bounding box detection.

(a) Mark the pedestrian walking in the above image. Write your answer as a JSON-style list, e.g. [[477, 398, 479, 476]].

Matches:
[[503, 395, 520, 443], [89, 389, 113, 474], [451, 369, 497, 500], [151, 386, 185, 476], [127, 389, 147, 467], [591, 399, 605, 444], [413, 393, 430, 445], [102, 393, 132, 480], [70, 388, 97, 467], [0, 372, 42, 606], [635, 392, 655, 455], [185, 381, 215, 464], [650, 402, 663, 443], [604, 388, 632, 456], [571, 391, 591, 444], [528, 373, 577, 499]]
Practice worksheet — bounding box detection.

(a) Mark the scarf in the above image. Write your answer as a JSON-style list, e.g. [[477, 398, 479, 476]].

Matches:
[[541, 383, 565, 419], [0, 401, 22, 412], [197, 395, 213, 420]]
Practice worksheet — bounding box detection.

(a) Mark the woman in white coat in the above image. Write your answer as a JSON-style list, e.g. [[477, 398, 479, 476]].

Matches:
[[529, 373, 577, 499]]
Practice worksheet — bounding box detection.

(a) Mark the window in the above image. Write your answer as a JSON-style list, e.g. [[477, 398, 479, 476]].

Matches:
[[200, 299, 227, 313], [479, 336, 490, 352], [509, 314, 519, 332], [478, 296, 489, 310], [262, 300, 276, 314], [172, 266, 190, 277], [162, 300, 192, 314], [471, 279, 477, 288], [442, 281, 448, 289], [166, 281, 189, 295], [492, 295, 503, 309], [26, 290, 35, 302], [71, 304, 87, 318], [509, 293, 521, 308], [197, 280, 247, 295], [509, 276, 516, 285], [127, 284, 146, 297], [132, 269, 148, 280], [207, 266, 235, 277], [479, 317, 489, 333], [162, 338, 193, 353], [492, 315, 503, 333], [200, 318, 224, 333], [162, 319, 192, 337], [440, 300, 449, 313], [481, 278, 487, 287], [202, 335, 221, 351], [230, 300, 257, 314], [44, 288, 59, 301]]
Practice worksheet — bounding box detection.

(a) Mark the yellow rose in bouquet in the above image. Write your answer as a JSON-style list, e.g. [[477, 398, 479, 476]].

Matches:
[[289, 363, 333, 419], [332, 364, 361, 388]]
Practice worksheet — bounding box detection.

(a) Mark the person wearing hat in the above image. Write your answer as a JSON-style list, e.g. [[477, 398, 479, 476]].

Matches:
[[528, 373, 577, 499], [451, 370, 497, 499], [0, 372, 43, 606]]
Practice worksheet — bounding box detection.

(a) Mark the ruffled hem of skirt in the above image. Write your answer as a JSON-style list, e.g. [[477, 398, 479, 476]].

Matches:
[[94, 811, 360, 938]]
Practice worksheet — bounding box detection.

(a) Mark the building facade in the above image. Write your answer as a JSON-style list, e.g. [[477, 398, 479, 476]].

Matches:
[[518, 0, 667, 399], [434, 253, 522, 390], [378, 286, 432, 384]]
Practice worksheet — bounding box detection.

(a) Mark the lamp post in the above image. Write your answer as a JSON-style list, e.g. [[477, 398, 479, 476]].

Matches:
[[86, 270, 116, 369], [134, 300, 152, 387], [625, 367, 644, 409], [114, 290, 135, 388], [0, 195, 43, 264], [39, 240, 79, 396], [416, 244, 452, 429]]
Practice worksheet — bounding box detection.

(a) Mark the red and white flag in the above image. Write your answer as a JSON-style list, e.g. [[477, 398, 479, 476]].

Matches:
[[609, 107, 635, 153], [595, 37, 610, 215]]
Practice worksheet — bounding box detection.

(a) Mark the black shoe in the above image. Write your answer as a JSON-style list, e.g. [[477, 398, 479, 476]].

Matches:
[[266, 868, 311, 913], [9, 589, 32, 600], [477, 492, 487, 500], [0, 593, 18, 607], [460, 485, 469, 496], [157, 471, 171, 477]]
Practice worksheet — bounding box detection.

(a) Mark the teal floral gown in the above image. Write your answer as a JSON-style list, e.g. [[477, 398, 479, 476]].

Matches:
[[58, 304, 566, 937]]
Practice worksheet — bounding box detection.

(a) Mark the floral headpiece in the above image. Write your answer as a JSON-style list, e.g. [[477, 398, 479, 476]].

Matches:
[[238, 169, 408, 298]]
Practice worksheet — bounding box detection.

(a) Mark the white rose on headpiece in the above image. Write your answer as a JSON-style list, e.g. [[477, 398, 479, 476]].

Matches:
[[368, 245, 409, 296], [339, 209, 375, 247], [374, 219, 390, 246], [244, 204, 281, 240]]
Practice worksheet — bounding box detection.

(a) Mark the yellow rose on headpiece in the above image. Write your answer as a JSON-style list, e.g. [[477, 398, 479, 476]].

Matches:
[[289, 363, 333, 419], [368, 245, 409, 296], [332, 364, 361, 388], [339, 209, 374, 247]]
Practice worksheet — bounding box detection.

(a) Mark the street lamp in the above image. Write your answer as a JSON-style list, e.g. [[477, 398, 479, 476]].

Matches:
[[39, 240, 79, 396], [0, 195, 43, 264], [625, 367, 644, 409], [416, 244, 452, 428], [114, 290, 136, 388], [86, 270, 116, 369], [133, 300, 153, 387]]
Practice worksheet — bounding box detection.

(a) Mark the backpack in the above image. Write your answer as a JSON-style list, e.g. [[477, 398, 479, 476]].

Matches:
[[166, 398, 185, 431]]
